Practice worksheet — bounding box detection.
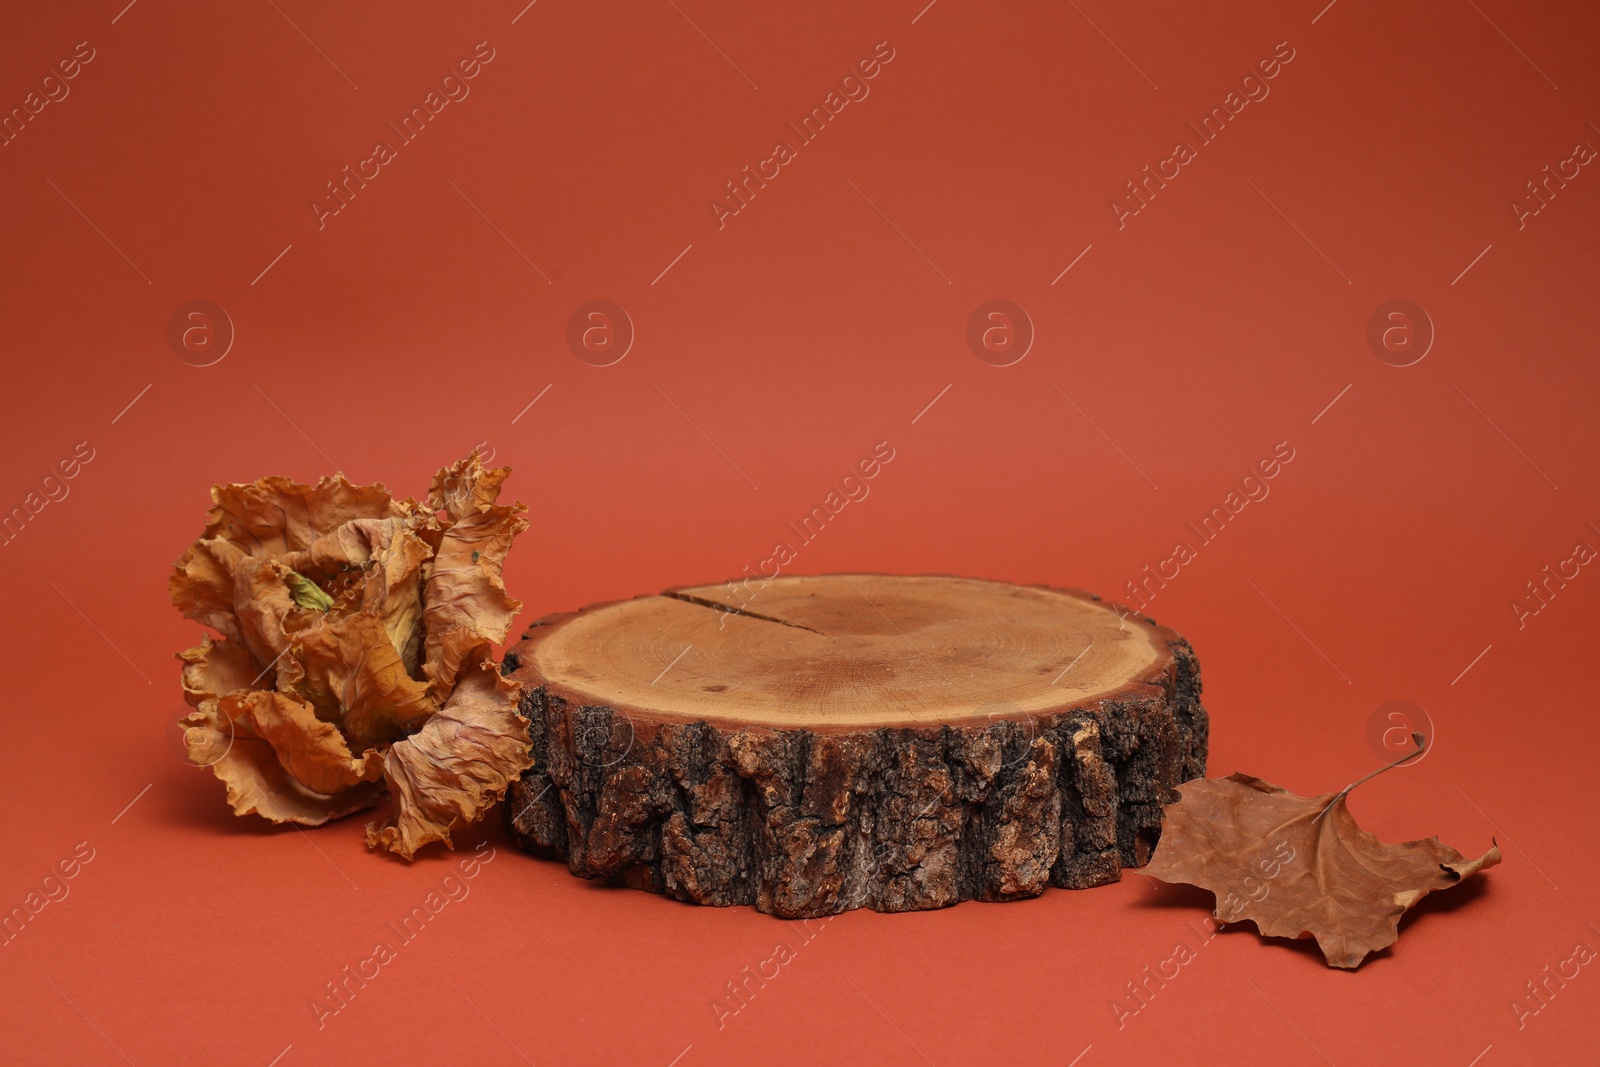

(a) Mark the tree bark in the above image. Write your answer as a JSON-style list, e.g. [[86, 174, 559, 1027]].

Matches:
[[503, 574, 1207, 918]]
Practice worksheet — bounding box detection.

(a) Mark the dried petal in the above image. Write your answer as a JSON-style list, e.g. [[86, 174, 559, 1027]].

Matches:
[[428, 453, 511, 522], [178, 636, 263, 708], [189, 694, 384, 824], [224, 690, 385, 794], [288, 612, 436, 744], [365, 651, 531, 859], [170, 538, 245, 641], [230, 557, 305, 670], [203, 473, 403, 560], [421, 503, 527, 699]]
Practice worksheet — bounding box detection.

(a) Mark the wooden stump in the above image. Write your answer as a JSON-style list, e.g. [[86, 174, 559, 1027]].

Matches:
[[503, 574, 1207, 917]]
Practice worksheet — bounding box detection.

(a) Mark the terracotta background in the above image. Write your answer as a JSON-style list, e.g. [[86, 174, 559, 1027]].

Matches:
[[2, 0, 1597, 1063]]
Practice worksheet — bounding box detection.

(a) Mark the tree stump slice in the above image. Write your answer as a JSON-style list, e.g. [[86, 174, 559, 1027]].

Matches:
[[503, 574, 1207, 918]]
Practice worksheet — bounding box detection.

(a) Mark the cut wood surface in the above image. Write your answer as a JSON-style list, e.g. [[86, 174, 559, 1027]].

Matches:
[[504, 574, 1208, 917]]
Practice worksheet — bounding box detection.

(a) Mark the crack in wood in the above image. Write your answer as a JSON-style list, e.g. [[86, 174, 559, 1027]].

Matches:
[[660, 590, 826, 635]]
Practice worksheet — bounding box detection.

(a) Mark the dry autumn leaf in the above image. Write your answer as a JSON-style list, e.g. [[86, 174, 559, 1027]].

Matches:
[[1144, 737, 1501, 969], [169, 453, 534, 859]]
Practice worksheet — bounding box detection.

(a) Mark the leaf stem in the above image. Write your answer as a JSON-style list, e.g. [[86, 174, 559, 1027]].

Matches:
[[1313, 732, 1427, 821]]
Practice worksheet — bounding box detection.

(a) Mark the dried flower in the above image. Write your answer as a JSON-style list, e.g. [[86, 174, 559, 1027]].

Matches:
[[170, 454, 533, 858]]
